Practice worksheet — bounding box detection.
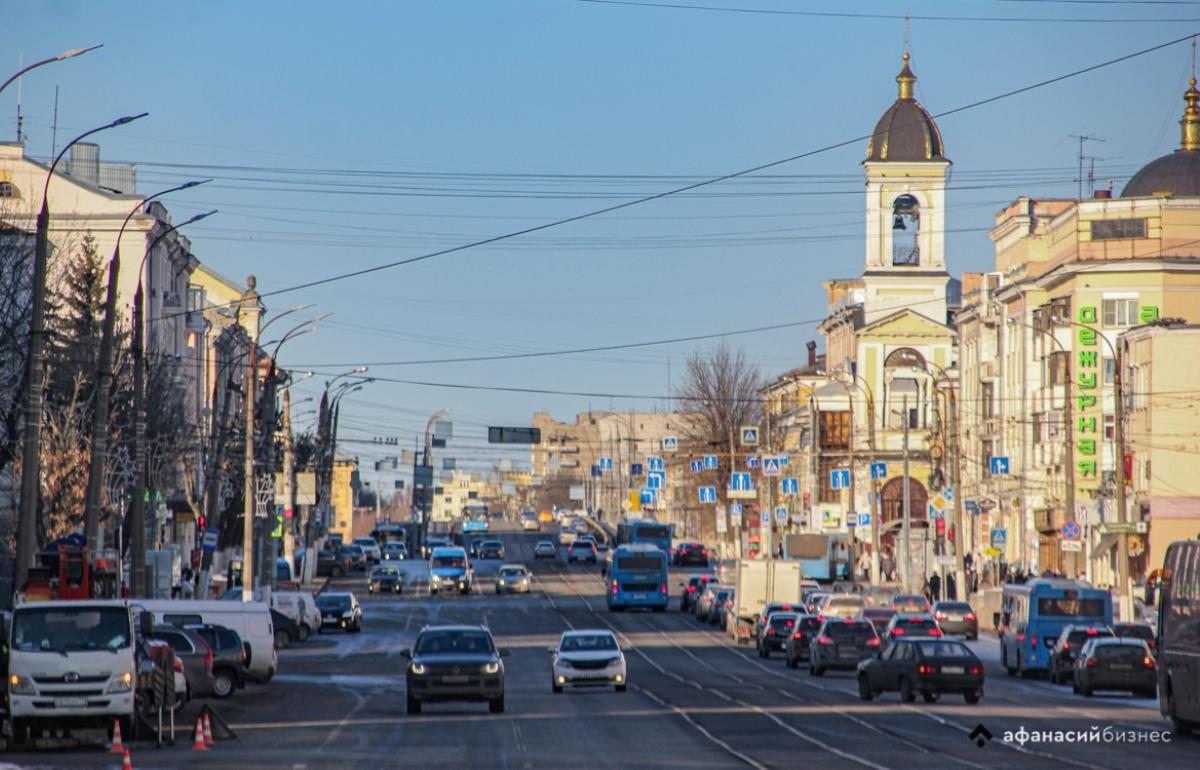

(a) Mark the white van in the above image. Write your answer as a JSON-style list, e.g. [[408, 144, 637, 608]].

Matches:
[[221, 588, 320, 640], [132, 600, 277, 683]]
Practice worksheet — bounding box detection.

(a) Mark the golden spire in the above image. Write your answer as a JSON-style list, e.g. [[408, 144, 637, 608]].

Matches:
[[897, 15, 916, 100], [1185, 37, 1200, 151]]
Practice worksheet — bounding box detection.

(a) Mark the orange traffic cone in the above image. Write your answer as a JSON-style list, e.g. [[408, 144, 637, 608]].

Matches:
[[203, 712, 214, 747], [191, 717, 208, 751], [109, 718, 124, 754], [121, 747, 133, 770]]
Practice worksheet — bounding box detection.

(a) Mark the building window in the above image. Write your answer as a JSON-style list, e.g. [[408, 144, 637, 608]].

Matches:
[[818, 459, 839, 503], [891, 194, 920, 266], [1047, 411, 1062, 441], [1102, 298, 1137, 328], [1046, 351, 1068, 386], [1103, 358, 1115, 385], [187, 285, 205, 312], [818, 411, 850, 451], [982, 382, 995, 419], [1104, 414, 1115, 441], [0, 181, 19, 198], [1091, 218, 1147, 241]]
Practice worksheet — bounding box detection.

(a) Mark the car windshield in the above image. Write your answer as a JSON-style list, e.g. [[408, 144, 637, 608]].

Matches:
[[317, 595, 352, 611], [561, 634, 618, 652], [13, 606, 131, 652], [432, 556, 466, 568], [416, 630, 494, 655], [826, 622, 876, 640], [499, 567, 527, 578], [915, 641, 972, 658], [936, 603, 972, 613]]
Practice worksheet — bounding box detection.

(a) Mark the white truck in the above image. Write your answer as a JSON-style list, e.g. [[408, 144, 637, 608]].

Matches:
[[729, 559, 807, 645], [7, 600, 138, 744]]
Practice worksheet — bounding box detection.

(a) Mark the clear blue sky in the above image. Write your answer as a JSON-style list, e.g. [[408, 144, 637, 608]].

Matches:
[[4, 1, 1197, 475]]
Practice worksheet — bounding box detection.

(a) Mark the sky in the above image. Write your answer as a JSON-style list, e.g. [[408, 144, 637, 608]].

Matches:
[[3, 0, 1198, 480]]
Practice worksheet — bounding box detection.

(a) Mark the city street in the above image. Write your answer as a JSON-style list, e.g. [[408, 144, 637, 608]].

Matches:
[[5, 524, 1190, 769]]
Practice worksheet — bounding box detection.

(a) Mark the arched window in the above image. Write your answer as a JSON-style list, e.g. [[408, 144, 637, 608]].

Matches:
[[892, 194, 920, 266], [884, 347, 926, 370], [885, 347, 926, 429], [0, 181, 19, 199]]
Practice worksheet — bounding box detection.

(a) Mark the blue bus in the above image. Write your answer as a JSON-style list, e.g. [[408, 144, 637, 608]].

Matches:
[[608, 544, 669, 612], [462, 505, 489, 533], [615, 520, 672, 554], [997, 578, 1112, 676]]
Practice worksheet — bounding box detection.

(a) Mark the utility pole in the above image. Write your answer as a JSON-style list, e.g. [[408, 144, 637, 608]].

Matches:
[[130, 281, 146, 597], [1114, 342, 1131, 621], [240, 277, 263, 602], [282, 389, 296, 574], [901, 394, 911, 594], [947, 382, 968, 602]]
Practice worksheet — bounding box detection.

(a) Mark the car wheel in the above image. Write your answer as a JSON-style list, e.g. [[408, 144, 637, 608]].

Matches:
[[407, 694, 421, 714], [212, 669, 236, 699], [552, 680, 563, 694], [968, 633, 978, 641], [1072, 678, 1080, 694], [1082, 683, 1093, 697], [275, 629, 292, 649], [615, 684, 627, 692], [297, 624, 311, 643], [900, 676, 916, 703], [786, 655, 797, 669], [10, 718, 29, 747], [922, 691, 939, 703], [858, 676, 875, 702], [964, 689, 981, 705], [489, 696, 505, 714], [1168, 690, 1196, 735], [812, 665, 825, 677]]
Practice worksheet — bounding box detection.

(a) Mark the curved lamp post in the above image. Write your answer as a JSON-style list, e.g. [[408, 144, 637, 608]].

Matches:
[[0, 45, 102, 97], [84, 181, 212, 554], [14, 112, 148, 597]]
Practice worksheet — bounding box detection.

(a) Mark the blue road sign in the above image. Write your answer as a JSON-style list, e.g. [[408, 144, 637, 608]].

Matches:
[[640, 489, 658, 505], [779, 454, 789, 466], [740, 426, 760, 446], [989, 456, 1011, 476], [944, 486, 954, 502], [662, 436, 678, 451], [746, 455, 760, 469], [762, 456, 782, 476], [698, 486, 717, 504], [730, 472, 753, 491], [990, 528, 1008, 547], [599, 457, 612, 472], [774, 506, 788, 522], [780, 477, 800, 496], [703, 454, 719, 470], [1061, 521, 1081, 541], [630, 463, 644, 476], [847, 514, 857, 528], [965, 500, 981, 515], [591, 465, 601, 477], [830, 468, 851, 490], [690, 459, 704, 473], [730, 503, 743, 516], [201, 529, 219, 552], [858, 512, 871, 527], [647, 471, 665, 490], [870, 462, 888, 480], [760, 509, 771, 525], [647, 456, 664, 473]]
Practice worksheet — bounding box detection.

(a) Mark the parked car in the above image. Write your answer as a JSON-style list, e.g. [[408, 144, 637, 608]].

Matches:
[[758, 612, 800, 658], [534, 541, 557, 559], [567, 540, 597, 563], [149, 624, 216, 699], [382, 542, 408, 561], [403, 625, 508, 714], [883, 614, 943, 640], [353, 537, 382, 563], [316, 592, 363, 633], [672, 542, 709, 567], [1049, 625, 1115, 684], [680, 575, 715, 613], [550, 629, 627, 693], [931, 601, 979, 640], [135, 636, 189, 715], [861, 607, 897, 635], [271, 608, 302, 649], [183, 624, 248, 699], [784, 615, 824, 669], [1072, 637, 1157, 698], [338, 544, 368, 571], [220, 588, 320, 643], [367, 564, 405, 594], [294, 549, 350, 578], [496, 564, 532, 594], [858, 638, 984, 704], [809, 617, 881, 676]]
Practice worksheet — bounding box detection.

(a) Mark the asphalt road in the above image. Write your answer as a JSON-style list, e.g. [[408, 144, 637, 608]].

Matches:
[[5, 522, 1194, 769]]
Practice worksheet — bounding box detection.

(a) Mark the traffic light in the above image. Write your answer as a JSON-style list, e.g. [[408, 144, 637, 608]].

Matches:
[[197, 514, 206, 531]]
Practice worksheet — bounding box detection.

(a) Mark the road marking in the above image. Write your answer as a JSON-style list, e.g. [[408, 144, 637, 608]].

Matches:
[[634, 685, 769, 770]]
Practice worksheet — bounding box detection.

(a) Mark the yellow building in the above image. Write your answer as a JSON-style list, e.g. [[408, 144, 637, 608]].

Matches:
[[329, 458, 358, 541]]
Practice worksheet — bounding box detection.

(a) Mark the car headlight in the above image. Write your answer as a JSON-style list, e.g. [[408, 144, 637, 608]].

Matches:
[[498, 579, 506, 586], [411, 663, 427, 675], [430, 574, 441, 582], [105, 671, 133, 694], [482, 662, 500, 674], [9, 674, 36, 695]]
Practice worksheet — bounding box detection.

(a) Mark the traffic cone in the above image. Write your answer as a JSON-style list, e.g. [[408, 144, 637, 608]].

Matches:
[[121, 747, 133, 770], [203, 712, 214, 746], [191, 717, 208, 751], [109, 718, 124, 754]]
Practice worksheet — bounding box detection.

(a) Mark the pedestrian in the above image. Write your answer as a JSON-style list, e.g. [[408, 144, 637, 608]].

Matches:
[[856, 550, 872, 582], [929, 572, 941, 602], [946, 571, 957, 601]]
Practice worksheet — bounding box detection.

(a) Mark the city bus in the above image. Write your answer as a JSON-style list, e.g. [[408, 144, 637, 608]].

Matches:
[[462, 505, 489, 533], [782, 533, 852, 583], [1157, 540, 1200, 734], [615, 520, 673, 554], [607, 544, 669, 612], [997, 578, 1112, 676]]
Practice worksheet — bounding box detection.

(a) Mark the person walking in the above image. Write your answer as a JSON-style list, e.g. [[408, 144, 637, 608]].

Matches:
[[946, 571, 957, 601], [929, 572, 942, 602]]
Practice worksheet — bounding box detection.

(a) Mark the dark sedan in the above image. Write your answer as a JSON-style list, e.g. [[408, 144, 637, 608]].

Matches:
[[1049, 625, 1115, 684], [368, 564, 405, 594], [861, 607, 897, 635], [184, 624, 248, 699], [757, 612, 800, 658], [403, 625, 508, 714], [858, 638, 984, 704], [931, 601, 978, 640], [672, 542, 709, 567], [1112, 621, 1157, 653], [809, 617, 881, 675], [785, 615, 823, 669], [478, 541, 506, 560], [295, 549, 350, 578], [316, 592, 363, 633], [338, 544, 368, 571], [680, 575, 714, 613], [883, 614, 943, 640], [150, 624, 217, 699], [1072, 638, 1157, 698]]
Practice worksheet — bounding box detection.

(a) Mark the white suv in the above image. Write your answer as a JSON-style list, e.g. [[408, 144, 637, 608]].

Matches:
[[353, 537, 382, 563], [550, 630, 627, 693]]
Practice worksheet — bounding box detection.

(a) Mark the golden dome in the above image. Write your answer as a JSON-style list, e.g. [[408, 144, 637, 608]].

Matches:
[[865, 53, 946, 163]]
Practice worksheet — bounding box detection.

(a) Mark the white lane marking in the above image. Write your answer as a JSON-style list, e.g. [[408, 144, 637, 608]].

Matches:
[[634, 685, 769, 770]]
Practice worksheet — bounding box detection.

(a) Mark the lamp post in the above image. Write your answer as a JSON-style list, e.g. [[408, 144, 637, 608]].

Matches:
[[84, 180, 211, 556], [0, 44, 102, 96], [13, 113, 147, 597], [129, 209, 216, 597], [923, 360, 968, 602]]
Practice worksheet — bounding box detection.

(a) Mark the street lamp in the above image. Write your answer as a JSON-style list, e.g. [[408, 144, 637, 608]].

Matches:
[[14, 112, 148, 596], [0, 44, 102, 97], [84, 180, 212, 554], [129, 209, 216, 597]]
